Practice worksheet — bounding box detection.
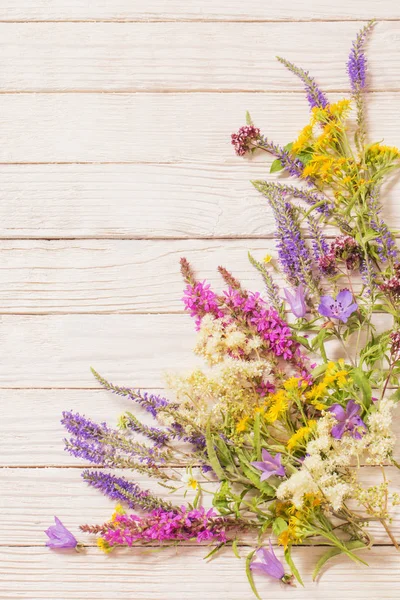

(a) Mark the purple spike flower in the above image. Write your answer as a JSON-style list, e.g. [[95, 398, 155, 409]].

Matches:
[[329, 400, 367, 440], [277, 57, 329, 110], [284, 284, 307, 318], [82, 470, 172, 511], [251, 448, 285, 481], [347, 21, 375, 92], [318, 290, 358, 323], [250, 540, 286, 580], [258, 137, 305, 178], [45, 517, 77, 549]]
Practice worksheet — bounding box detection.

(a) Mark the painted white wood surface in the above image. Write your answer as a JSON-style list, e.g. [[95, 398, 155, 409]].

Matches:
[[0, 3, 400, 599], [0, 22, 400, 92], [0, 1, 398, 22]]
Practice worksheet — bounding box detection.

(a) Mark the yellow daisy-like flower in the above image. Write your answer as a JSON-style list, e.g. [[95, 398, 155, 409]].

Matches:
[[97, 538, 112, 553], [265, 390, 288, 423], [287, 420, 316, 451], [263, 254, 272, 264], [236, 415, 249, 433], [283, 377, 301, 392], [111, 503, 126, 522]]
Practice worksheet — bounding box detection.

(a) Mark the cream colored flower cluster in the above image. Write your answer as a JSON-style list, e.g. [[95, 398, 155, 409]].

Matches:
[[194, 314, 264, 365], [277, 400, 397, 512]]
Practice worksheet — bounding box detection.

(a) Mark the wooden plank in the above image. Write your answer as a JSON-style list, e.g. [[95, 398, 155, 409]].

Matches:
[[1, 163, 399, 239], [0, 239, 394, 314], [0, 313, 394, 388], [2, 389, 399, 466], [0, 314, 200, 388], [0, 1, 399, 22], [0, 546, 399, 600], [0, 22, 399, 92], [0, 92, 399, 163], [1, 467, 399, 546]]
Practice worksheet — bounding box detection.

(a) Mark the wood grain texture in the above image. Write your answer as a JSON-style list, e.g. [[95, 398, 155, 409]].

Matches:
[[0, 92, 400, 163], [0, 239, 392, 313], [0, 1, 399, 22], [0, 163, 399, 239], [2, 389, 399, 467], [1, 546, 399, 600], [1, 467, 399, 545], [1, 5, 400, 599], [0, 313, 394, 388], [0, 22, 400, 92]]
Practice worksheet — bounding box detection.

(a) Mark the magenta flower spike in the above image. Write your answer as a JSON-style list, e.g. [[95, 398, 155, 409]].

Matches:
[[284, 284, 307, 318], [251, 448, 285, 481], [318, 289, 358, 323], [45, 517, 78, 549], [329, 400, 367, 440], [250, 539, 286, 580]]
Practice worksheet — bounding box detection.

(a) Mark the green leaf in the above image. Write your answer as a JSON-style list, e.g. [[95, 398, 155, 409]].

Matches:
[[232, 539, 241, 559], [270, 158, 284, 173], [245, 551, 261, 600], [272, 517, 288, 537], [284, 142, 293, 152], [205, 421, 226, 480], [239, 457, 274, 496], [352, 367, 372, 408], [246, 110, 253, 126], [284, 547, 304, 586], [204, 543, 225, 561], [253, 413, 261, 460], [312, 541, 367, 581]]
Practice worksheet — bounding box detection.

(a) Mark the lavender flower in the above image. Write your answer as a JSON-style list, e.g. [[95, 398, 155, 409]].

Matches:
[[91, 368, 177, 418], [277, 57, 329, 110], [123, 412, 170, 446], [318, 290, 358, 323], [258, 137, 305, 178], [45, 517, 77, 549], [82, 470, 172, 511], [251, 449, 285, 481], [62, 411, 169, 468], [307, 214, 329, 262], [250, 540, 286, 580], [267, 193, 315, 287], [329, 400, 367, 440], [252, 180, 332, 216], [347, 21, 375, 92], [284, 285, 307, 318]]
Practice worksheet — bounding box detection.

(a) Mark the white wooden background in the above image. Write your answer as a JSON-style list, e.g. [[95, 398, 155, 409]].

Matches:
[[1, 2, 400, 599]]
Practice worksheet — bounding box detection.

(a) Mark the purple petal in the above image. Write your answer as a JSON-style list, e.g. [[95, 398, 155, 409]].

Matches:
[[336, 289, 353, 307], [329, 404, 346, 421], [346, 400, 361, 419], [331, 421, 346, 439], [251, 461, 268, 472], [339, 303, 358, 322], [260, 470, 274, 481]]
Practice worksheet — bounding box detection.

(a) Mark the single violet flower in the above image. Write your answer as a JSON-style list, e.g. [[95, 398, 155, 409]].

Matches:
[[251, 448, 285, 481], [284, 284, 307, 318], [250, 539, 286, 580], [45, 517, 78, 549], [329, 400, 367, 440], [318, 289, 358, 323]]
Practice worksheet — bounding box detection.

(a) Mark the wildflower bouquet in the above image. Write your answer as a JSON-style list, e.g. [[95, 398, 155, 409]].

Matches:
[[48, 22, 400, 595]]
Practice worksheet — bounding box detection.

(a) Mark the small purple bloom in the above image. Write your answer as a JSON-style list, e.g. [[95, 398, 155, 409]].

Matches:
[[45, 517, 77, 549], [318, 289, 358, 323], [284, 284, 307, 318], [329, 400, 367, 440], [250, 539, 285, 580], [251, 448, 285, 481]]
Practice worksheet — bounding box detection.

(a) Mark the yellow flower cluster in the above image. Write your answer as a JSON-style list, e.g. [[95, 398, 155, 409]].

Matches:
[[287, 420, 316, 451], [305, 361, 348, 410]]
